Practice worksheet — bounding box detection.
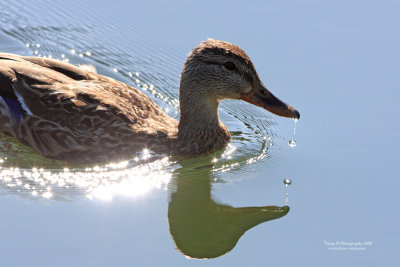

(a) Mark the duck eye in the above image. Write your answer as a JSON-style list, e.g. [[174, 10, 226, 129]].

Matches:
[[223, 61, 236, 71]]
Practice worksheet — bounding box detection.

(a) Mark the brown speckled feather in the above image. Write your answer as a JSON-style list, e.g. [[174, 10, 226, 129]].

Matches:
[[0, 53, 178, 163]]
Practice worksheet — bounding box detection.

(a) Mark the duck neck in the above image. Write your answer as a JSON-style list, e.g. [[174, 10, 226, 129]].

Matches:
[[179, 96, 220, 131], [177, 87, 231, 154]]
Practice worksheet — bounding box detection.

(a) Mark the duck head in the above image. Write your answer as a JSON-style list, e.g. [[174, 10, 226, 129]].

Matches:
[[179, 39, 300, 122]]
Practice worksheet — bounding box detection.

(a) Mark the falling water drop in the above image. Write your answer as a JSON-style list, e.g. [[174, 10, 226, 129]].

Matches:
[[288, 118, 298, 147], [288, 139, 297, 147], [284, 178, 291, 204], [283, 178, 292, 187]]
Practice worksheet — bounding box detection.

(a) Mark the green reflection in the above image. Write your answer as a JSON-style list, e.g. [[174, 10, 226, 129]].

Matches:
[[168, 158, 289, 259], [0, 133, 65, 168]]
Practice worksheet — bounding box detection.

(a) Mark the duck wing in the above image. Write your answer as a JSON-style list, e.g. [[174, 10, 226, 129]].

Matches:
[[0, 53, 177, 162], [1, 53, 132, 124]]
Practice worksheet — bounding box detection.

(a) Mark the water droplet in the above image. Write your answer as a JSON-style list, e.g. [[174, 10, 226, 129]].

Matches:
[[289, 119, 298, 147], [85, 51, 91, 56], [288, 139, 296, 147], [283, 178, 292, 186], [113, 68, 118, 72], [70, 49, 76, 55]]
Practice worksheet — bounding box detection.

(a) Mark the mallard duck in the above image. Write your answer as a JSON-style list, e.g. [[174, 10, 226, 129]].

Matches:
[[0, 39, 299, 163]]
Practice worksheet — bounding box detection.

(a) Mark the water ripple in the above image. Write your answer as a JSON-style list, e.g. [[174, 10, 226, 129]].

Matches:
[[0, 0, 295, 201]]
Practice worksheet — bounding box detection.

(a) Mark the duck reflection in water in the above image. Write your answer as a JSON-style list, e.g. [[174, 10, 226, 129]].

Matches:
[[168, 157, 289, 259], [0, 152, 289, 258]]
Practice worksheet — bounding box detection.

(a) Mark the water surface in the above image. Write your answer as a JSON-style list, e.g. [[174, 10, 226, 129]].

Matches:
[[0, 0, 399, 266]]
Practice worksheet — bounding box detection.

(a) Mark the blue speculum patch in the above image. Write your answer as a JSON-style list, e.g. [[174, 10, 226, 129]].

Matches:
[[1, 96, 23, 123]]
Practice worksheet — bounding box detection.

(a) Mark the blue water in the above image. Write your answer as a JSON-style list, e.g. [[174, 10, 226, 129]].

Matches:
[[0, 0, 399, 266]]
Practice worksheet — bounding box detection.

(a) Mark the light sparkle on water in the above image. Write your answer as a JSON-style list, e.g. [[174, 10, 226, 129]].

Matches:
[[0, 156, 174, 201]]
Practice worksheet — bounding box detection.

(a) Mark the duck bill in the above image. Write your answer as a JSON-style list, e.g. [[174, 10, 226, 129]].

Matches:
[[240, 81, 300, 119]]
